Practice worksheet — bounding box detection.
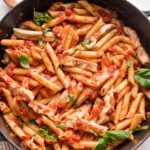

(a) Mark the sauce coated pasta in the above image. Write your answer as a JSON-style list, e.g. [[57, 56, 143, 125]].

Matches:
[[0, 1, 150, 150]]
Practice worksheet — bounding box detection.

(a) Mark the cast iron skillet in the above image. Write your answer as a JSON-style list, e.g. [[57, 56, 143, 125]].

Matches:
[[0, 0, 150, 149]]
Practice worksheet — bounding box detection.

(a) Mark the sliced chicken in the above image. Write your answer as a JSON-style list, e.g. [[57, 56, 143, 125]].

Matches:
[[124, 27, 150, 66]]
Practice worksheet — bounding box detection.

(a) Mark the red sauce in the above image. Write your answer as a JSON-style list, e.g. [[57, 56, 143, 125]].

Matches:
[[53, 26, 63, 37], [99, 10, 114, 23], [6, 62, 16, 77], [36, 118, 44, 125], [68, 133, 80, 143], [92, 107, 100, 115], [25, 40, 34, 47], [76, 117, 82, 125], [89, 91, 98, 100], [65, 9, 74, 16]]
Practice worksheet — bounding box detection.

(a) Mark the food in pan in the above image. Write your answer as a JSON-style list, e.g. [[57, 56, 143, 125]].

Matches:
[[0, 1, 150, 150]]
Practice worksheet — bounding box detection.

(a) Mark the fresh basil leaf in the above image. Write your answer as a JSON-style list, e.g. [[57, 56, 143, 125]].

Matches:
[[81, 40, 92, 50], [47, 135, 57, 140], [103, 130, 130, 144], [133, 126, 149, 133], [39, 39, 44, 49], [38, 128, 49, 137], [38, 128, 56, 140], [5, 111, 11, 115], [134, 68, 150, 88], [18, 54, 29, 68], [94, 130, 130, 150], [29, 134, 36, 144], [66, 94, 75, 104], [73, 48, 79, 54], [33, 11, 51, 26], [126, 61, 131, 68], [91, 131, 98, 137], [135, 68, 150, 77], [42, 28, 52, 34], [94, 138, 106, 150], [56, 124, 66, 129]]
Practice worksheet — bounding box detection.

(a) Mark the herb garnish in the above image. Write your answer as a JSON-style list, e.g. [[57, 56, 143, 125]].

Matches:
[[94, 130, 130, 150], [42, 28, 52, 34], [126, 61, 131, 68], [56, 124, 66, 129], [33, 11, 51, 26], [81, 40, 92, 50], [66, 94, 75, 104], [18, 54, 29, 68], [38, 128, 57, 140], [133, 125, 149, 133], [134, 68, 150, 88]]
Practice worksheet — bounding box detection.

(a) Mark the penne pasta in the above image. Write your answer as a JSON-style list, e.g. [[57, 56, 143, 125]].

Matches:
[[119, 92, 131, 120], [85, 17, 104, 40], [78, 1, 100, 17], [68, 15, 98, 23], [1, 39, 24, 46], [127, 93, 144, 118]]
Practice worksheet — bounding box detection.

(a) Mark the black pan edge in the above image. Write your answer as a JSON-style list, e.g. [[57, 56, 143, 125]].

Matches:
[[0, 0, 150, 150]]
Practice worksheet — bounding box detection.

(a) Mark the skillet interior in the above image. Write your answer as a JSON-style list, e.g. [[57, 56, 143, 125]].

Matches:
[[0, 0, 150, 149]]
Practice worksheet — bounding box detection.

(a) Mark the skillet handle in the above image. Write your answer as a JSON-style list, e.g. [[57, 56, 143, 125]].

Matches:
[[143, 11, 150, 17]]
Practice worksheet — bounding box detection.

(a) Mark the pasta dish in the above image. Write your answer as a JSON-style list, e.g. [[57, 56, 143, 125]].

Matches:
[[0, 1, 150, 150]]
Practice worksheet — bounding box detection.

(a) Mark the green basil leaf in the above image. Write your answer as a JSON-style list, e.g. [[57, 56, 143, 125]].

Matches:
[[134, 68, 150, 88], [135, 68, 150, 77], [73, 48, 79, 54], [91, 131, 98, 137], [38, 128, 49, 137], [33, 11, 51, 26], [133, 126, 149, 133], [134, 74, 150, 88], [42, 28, 52, 34], [66, 94, 75, 104], [126, 61, 131, 68], [47, 135, 57, 140], [29, 134, 36, 144], [103, 130, 130, 144], [81, 40, 92, 50], [18, 54, 29, 68], [56, 124, 66, 129], [38, 128, 56, 140], [39, 39, 44, 49], [5, 111, 12, 115], [94, 138, 106, 150]]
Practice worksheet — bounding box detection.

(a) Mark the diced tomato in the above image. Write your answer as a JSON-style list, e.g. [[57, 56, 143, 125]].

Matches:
[[25, 40, 34, 47], [65, 9, 74, 16], [99, 10, 114, 23], [76, 118, 82, 125], [53, 26, 63, 37], [89, 91, 98, 100], [36, 118, 44, 125], [92, 107, 100, 115], [68, 133, 80, 143]]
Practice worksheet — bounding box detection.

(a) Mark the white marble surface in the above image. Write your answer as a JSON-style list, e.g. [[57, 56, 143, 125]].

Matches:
[[0, 0, 150, 150]]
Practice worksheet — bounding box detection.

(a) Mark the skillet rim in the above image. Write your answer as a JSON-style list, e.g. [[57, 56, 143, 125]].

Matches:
[[0, 0, 150, 150]]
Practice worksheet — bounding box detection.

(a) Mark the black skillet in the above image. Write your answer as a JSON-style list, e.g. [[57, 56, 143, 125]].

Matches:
[[0, 0, 150, 149]]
